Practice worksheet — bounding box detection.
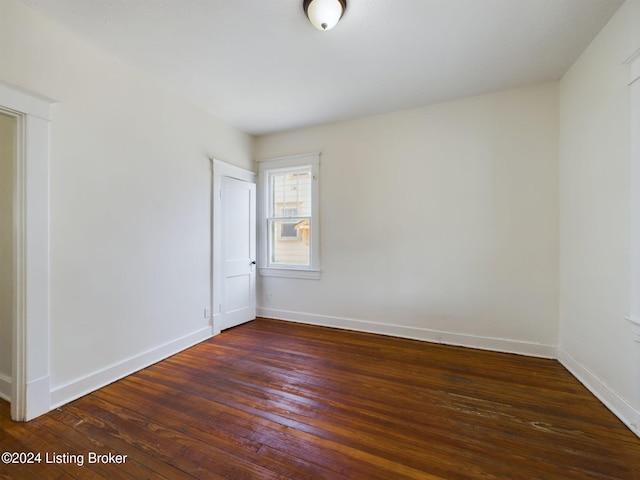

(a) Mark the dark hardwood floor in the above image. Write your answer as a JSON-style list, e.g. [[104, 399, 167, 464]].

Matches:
[[1, 318, 639, 479]]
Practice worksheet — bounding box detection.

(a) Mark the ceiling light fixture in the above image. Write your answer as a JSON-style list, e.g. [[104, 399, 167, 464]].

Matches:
[[303, 0, 347, 31]]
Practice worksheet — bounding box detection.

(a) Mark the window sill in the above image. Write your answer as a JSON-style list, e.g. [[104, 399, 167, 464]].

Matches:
[[259, 267, 321, 280]]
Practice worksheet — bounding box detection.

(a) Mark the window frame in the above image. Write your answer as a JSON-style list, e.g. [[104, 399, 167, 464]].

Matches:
[[257, 153, 320, 280]]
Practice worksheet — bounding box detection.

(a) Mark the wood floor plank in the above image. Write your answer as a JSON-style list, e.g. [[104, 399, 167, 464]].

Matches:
[[80, 392, 349, 480], [1, 318, 639, 479], [142, 360, 553, 478], [40, 406, 192, 480], [151, 330, 636, 476], [116, 375, 426, 480], [95, 384, 346, 478]]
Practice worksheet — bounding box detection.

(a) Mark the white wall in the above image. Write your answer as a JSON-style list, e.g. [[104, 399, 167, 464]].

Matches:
[[0, 0, 253, 406], [255, 83, 559, 356], [0, 112, 16, 401], [559, 0, 640, 433]]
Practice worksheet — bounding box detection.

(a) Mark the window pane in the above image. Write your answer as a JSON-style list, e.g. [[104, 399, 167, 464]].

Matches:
[[269, 219, 310, 266], [269, 168, 312, 218], [280, 222, 299, 238]]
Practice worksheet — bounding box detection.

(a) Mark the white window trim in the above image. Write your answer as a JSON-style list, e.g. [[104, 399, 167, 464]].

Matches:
[[257, 153, 320, 280]]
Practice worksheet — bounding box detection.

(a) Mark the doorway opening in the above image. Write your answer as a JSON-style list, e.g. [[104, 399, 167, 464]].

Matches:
[[0, 111, 17, 408]]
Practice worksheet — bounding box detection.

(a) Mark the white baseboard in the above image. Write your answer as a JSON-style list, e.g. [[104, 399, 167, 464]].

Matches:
[[0, 372, 11, 402], [25, 375, 50, 421], [50, 326, 213, 410], [558, 348, 640, 439], [0, 372, 50, 420], [257, 307, 557, 358]]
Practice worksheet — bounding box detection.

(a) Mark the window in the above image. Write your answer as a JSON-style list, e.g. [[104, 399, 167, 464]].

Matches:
[[258, 153, 320, 279], [268, 167, 310, 261]]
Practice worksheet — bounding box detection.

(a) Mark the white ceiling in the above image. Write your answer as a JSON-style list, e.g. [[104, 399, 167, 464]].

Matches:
[[19, 0, 624, 135]]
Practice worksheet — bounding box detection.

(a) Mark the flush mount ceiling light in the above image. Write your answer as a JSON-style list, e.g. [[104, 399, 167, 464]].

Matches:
[[303, 0, 347, 31]]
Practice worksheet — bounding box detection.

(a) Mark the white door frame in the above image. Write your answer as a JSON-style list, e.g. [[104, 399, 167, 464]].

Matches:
[[211, 159, 256, 335], [0, 81, 53, 421], [626, 48, 640, 436], [627, 48, 640, 341]]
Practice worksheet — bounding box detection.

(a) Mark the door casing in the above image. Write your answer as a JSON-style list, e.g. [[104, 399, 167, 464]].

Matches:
[[0, 81, 53, 421]]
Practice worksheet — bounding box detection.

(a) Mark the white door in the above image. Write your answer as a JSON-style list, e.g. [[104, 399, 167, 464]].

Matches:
[[220, 175, 256, 330]]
